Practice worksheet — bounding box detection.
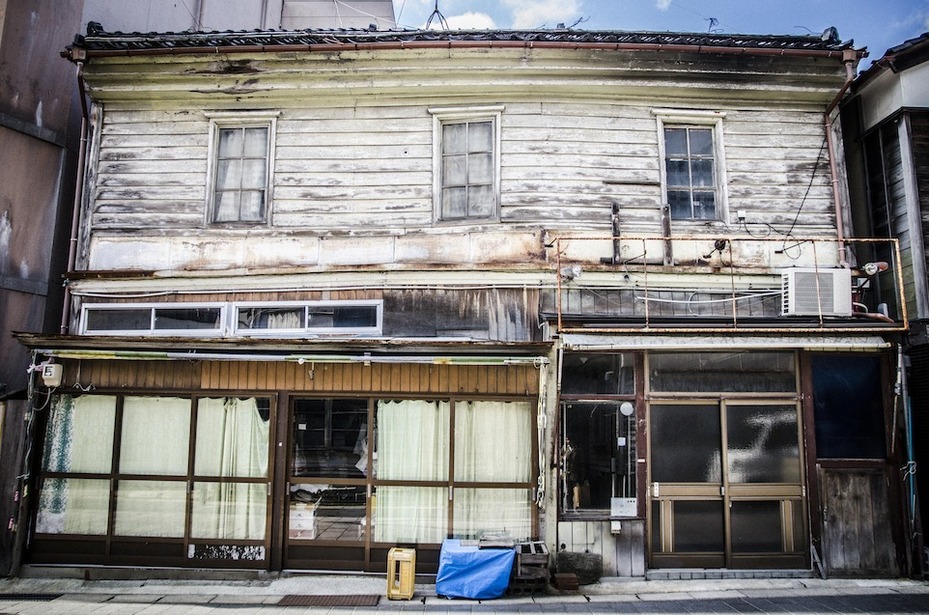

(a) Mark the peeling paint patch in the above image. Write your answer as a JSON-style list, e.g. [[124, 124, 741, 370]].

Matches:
[[19, 259, 30, 278], [35, 100, 43, 129], [0, 210, 12, 273]]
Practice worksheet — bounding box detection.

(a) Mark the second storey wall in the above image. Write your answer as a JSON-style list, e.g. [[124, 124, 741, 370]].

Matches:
[[82, 99, 839, 272]]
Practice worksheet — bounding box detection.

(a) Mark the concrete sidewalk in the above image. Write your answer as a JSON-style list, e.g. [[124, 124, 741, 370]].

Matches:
[[1, 573, 928, 614]]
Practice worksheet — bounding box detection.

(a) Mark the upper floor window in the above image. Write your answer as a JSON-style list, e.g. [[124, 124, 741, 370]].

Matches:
[[206, 112, 279, 224], [654, 110, 727, 222], [429, 106, 503, 222]]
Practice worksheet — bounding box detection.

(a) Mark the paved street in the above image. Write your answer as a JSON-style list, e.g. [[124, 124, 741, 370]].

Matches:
[[0, 575, 927, 614]]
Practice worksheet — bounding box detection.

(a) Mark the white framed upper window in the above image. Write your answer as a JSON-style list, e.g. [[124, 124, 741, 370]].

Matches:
[[81, 303, 226, 336], [80, 300, 383, 337], [234, 300, 382, 336], [654, 109, 728, 222], [429, 106, 503, 222], [205, 111, 279, 225]]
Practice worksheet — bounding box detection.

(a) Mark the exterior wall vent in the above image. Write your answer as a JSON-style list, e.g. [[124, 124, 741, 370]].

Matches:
[[781, 268, 853, 316]]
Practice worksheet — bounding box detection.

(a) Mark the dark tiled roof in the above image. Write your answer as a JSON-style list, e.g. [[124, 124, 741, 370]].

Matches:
[[69, 22, 854, 54]]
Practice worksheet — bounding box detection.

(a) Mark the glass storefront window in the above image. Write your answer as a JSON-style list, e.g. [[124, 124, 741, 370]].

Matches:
[[288, 484, 366, 542], [561, 353, 635, 395], [35, 478, 110, 535], [376, 400, 450, 481], [650, 404, 721, 484], [292, 398, 369, 478], [649, 352, 796, 393], [191, 481, 268, 540], [453, 488, 532, 541], [726, 405, 800, 483], [195, 397, 270, 477], [120, 396, 191, 475], [373, 485, 447, 543], [114, 480, 187, 537], [562, 401, 637, 511], [454, 401, 531, 482], [42, 395, 116, 473]]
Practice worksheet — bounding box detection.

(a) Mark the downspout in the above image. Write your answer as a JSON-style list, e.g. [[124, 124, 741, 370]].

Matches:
[[823, 48, 860, 267], [60, 54, 89, 335]]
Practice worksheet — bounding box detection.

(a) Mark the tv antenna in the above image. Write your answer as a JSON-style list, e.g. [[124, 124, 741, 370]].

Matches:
[[425, 0, 449, 30]]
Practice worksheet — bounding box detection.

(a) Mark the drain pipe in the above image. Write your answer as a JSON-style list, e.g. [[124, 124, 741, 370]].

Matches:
[[60, 53, 90, 334], [823, 48, 860, 267]]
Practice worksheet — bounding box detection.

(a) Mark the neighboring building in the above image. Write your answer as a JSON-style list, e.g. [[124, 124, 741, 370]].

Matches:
[[82, 0, 397, 32], [11, 24, 918, 578], [841, 32, 929, 575], [0, 0, 86, 577]]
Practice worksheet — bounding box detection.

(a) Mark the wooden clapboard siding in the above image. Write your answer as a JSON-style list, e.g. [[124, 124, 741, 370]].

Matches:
[[912, 112, 929, 319], [556, 520, 646, 577], [84, 94, 839, 271], [63, 359, 538, 396]]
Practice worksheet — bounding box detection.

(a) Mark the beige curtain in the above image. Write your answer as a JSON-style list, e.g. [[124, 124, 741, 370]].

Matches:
[[374, 400, 449, 543], [191, 398, 270, 540]]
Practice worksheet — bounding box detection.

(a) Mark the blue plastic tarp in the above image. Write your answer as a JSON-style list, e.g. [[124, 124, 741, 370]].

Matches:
[[435, 539, 515, 599]]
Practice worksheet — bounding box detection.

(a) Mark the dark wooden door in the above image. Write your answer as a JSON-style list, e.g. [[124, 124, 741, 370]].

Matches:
[[819, 467, 899, 576]]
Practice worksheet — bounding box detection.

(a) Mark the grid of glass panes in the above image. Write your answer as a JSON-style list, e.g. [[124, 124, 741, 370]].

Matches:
[[664, 126, 717, 220], [212, 126, 269, 223], [440, 119, 495, 220]]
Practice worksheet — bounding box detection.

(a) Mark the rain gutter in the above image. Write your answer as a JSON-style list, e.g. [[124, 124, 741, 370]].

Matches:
[[60, 51, 89, 334]]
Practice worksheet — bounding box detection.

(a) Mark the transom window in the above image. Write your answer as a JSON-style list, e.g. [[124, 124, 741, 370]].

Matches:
[[80, 301, 382, 337], [654, 110, 727, 222], [206, 112, 278, 224], [430, 106, 503, 222]]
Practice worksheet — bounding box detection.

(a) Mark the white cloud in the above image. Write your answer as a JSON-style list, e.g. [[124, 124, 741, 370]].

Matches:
[[436, 11, 497, 29], [656, 0, 672, 10], [502, 0, 581, 29]]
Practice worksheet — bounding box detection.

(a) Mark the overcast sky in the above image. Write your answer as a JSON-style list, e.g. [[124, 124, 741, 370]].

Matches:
[[392, 0, 929, 69]]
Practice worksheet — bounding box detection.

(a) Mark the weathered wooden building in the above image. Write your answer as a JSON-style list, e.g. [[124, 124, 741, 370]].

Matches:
[[13, 25, 917, 578], [842, 32, 929, 575]]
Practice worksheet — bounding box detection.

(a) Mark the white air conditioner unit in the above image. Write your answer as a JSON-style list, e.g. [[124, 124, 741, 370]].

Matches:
[[781, 268, 853, 316]]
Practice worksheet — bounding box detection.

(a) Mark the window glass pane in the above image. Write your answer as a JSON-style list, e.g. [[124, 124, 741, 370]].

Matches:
[[114, 480, 186, 537], [43, 395, 116, 473], [664, 128, 688, 155], [650, 404, 721, 483], [36, 478, 110, 535], [467, 185, 494, 218], [191, 481, 268, 540], [726, 404, 800, 483], [332, 305, 378, 328], [215, 159, 241, 190], [730, 500, 783, 553], [376, 400, 449, 481], [442, 186, 468, 219], [468, 121, 493, 152], [453, 488, 531, 541], [373, 485, 447, 544], [241, 159, 266, 189], [455, 401, 530, 482], [85, 308, 151, 331], [812, 355, 886, 458], [688, 128, 714, 155], [468, 152, 493, 184], [667, 190, 691, 219], [693, 191, 716, 219], [666, 159, 689, 186], [443, 123, 466, 154], [239, 307, 305, 329], [119, 397, 191, 475], [195, 398, 270, 477], [154, 308, 221, 330], [443, 154, 467, 186], [213, 191, 240, 222], [292, 399, 369, 478], [218, 128, 244, 157], [288, 484, 366, 541], [562, 402, 636, 510], [649, 352, 796, 393], [672, 500, 723, 552], [561, 353, 635, 395], [239, 191, 265, 221], [690, 159, 715, 186], [242, 127, 268, 157]]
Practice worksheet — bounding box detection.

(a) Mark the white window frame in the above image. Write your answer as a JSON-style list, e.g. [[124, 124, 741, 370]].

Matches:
[[80, 303, 227, 336], [653, 109, 729, 223], [204, 111, 280, 226], [233, 300, 383, 337], [428, 105, 504, 223]]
